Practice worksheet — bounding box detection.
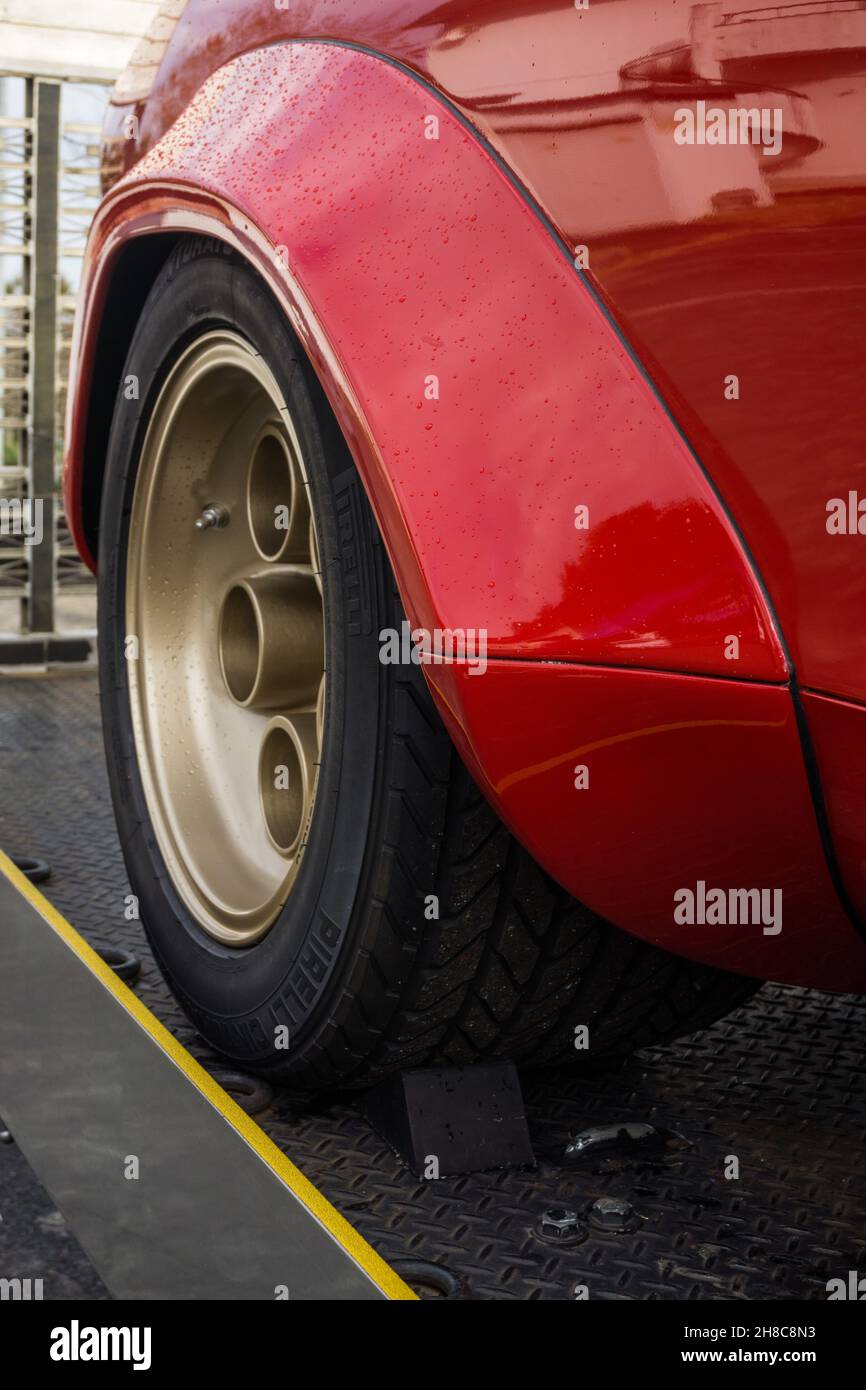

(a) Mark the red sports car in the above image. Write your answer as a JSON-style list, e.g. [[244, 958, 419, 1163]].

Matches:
[[64, 0, 866, 1088]]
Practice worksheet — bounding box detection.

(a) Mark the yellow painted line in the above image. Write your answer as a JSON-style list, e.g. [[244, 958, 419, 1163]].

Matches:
[[0, 849, 416, 1302]]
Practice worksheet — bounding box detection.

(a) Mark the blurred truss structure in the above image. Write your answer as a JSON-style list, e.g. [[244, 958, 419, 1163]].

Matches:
[[0, 89, 104, 631], [0, 4, 158, 641], [1, 96, 108, 619], [0, 108, 33, 610]]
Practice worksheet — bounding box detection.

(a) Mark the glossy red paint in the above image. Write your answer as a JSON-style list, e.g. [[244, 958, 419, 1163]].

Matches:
[[428, 659, 866, 991], [104, 0, 866, 705], [67, 42, 784, 680], [63, 11, 866, 986]]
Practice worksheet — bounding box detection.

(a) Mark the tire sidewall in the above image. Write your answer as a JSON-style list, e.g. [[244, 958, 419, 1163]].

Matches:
[[98, 244, 389, 1065]]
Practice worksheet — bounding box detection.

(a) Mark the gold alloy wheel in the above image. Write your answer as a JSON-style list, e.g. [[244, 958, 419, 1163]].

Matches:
[[126, 331, 326, 945]]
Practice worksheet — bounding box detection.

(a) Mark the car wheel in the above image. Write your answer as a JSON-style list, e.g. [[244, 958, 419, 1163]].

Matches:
[[98, 238, 760, 1089]]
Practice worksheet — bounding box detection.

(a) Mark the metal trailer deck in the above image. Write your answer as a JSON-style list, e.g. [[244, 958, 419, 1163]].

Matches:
[[1, 667, 865, 1302]]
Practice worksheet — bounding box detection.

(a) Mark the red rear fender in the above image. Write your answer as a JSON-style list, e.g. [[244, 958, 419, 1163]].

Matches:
[[66, 41, 785, 683]]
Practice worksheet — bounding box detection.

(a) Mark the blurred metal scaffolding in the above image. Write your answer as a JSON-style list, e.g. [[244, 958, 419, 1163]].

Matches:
[[0, 3, 159, 650]]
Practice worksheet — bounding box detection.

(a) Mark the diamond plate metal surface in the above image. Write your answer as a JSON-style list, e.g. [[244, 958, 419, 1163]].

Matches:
[[1, 668, 864, 1301]]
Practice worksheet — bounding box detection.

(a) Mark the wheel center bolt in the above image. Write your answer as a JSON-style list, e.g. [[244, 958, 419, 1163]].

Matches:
[[195, 504, 229, 532]]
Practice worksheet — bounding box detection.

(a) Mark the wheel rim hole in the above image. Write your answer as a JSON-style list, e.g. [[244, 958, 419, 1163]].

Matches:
[[316, 676, 326, 748], [249, 432, 295, 560], [219, 586, 260, 704], [260, 726, 305, 854]]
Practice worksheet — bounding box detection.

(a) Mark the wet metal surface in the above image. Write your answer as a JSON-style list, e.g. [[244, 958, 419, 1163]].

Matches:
[[1, 669, 865, 1301]]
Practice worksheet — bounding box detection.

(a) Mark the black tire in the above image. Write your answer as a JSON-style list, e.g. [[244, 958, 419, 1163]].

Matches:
[[98, 238, 760, 1090]]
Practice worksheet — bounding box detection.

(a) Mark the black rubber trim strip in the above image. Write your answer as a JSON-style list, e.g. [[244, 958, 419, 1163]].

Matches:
[[789, 680, 864, 938]]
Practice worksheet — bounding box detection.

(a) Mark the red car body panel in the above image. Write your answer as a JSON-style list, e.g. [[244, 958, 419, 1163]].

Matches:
[[71, 44, 785, 680], [64, 4, 866, 990], [431, 660, 865, 990], [110, 0, 866, 695]]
